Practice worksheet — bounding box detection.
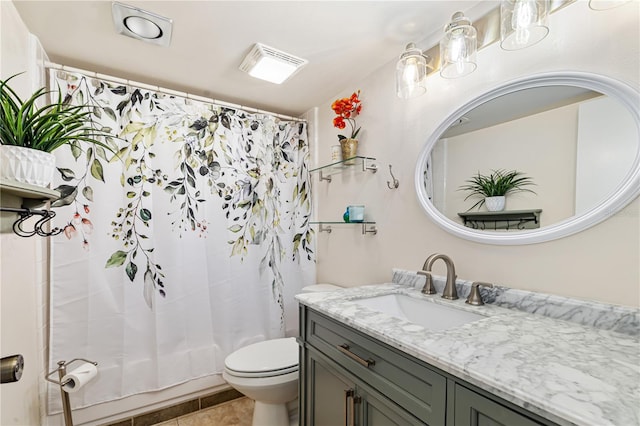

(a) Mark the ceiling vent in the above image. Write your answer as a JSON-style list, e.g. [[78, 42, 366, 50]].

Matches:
[[112, 2, 173, 47], [239, 43, 308, 84]]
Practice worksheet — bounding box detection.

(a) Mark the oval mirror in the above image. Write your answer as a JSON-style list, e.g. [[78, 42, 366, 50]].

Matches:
[[415, 72, 640, 245]]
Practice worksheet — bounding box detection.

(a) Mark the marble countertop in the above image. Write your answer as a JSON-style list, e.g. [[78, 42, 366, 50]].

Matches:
[[296, 284, 640, 426]]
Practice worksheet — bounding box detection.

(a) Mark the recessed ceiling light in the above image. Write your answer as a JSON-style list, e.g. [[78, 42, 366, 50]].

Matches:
[[239, 43, 308, 84], [112, 2, 172, 47], [124, 16, 162, 39]]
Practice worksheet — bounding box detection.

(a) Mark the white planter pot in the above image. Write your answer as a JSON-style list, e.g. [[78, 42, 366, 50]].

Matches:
[[485, 196, 506, 212], [0, 145, 56, 188]]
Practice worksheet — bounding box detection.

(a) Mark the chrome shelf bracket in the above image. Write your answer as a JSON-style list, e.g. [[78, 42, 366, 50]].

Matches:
[[318, 171, 332, 182], [319, 223, 332, 233], [362, 159, 378, 173], [362, 223, 377, 235]]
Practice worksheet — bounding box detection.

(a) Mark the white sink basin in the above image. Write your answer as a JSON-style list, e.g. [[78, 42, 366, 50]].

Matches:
[[353, 294, 486, 331]]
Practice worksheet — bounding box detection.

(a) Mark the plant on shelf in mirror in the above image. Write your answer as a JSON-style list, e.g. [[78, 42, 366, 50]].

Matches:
[[0, 73, 115, 188], [459, 169, 536, 211], [331, 90, 362, 164]]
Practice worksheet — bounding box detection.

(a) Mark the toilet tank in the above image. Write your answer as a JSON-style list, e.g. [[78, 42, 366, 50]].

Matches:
[[300, 283, 342, 293]]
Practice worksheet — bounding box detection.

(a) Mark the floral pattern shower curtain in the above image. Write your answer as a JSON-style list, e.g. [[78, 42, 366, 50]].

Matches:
[[47, 70, 315, 410]]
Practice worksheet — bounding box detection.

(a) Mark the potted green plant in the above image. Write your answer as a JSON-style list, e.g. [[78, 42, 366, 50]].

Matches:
[[0, 73, 112, 188], [459, 169, 536, 211]]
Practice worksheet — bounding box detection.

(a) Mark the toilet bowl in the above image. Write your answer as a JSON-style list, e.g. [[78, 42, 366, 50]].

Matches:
[[223, 284, 342, 426], [223, 337, 298, 426]]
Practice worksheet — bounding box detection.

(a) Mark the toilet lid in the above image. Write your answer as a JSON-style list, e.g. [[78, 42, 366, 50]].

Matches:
[[225, 337, 298, 377]]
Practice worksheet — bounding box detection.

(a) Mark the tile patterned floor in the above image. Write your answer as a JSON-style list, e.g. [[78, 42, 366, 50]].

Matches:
[[153, 397, 253, 426]]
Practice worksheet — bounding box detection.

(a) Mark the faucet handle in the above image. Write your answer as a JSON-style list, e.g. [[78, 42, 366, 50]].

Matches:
[[417, 270, 437, 295], [465, 281, 493, 306]]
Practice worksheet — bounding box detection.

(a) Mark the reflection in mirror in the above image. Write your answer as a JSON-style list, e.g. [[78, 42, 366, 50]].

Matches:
[[416, 73, 640, 245], [428, 86, 638, 228]]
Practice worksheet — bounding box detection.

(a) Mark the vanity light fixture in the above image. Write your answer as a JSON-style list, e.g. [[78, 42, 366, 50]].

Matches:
[[440, 12, 478, 79], [112, 2, 173, 47], [239, 43, 308, 84], [500, 0, 550, 51], [394, 1, 578, 100], [396, 43, 431, 99]]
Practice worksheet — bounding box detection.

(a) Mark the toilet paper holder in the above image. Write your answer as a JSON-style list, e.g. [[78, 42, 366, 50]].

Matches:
[[45, 358, 98, 426], [1, 354, 24, 384], [45, 358, 97, 387]]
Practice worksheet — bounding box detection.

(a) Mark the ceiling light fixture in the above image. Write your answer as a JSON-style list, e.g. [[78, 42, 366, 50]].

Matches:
[[124, 16, 162, 39], [396, 43, 431, 99], [112, 2, 173, 47], [500, 0, 550, 51], [440, 12, 478, 79], [239, 43, 308, 84]]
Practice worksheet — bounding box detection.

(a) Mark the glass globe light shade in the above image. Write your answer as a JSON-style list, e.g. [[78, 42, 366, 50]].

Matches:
[[500, 0, 550, 51], [440, 12, 478, 79], [396, 43, 429, 99]]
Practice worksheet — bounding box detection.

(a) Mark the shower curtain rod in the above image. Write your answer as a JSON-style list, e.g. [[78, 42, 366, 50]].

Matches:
[[44, 61, 306, 123]]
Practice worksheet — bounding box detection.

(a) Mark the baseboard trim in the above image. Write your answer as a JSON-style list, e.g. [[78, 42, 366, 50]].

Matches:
[[101, 388, 244, 426]]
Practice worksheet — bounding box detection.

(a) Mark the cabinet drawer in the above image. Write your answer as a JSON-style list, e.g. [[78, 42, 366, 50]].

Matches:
[[305, 308, 446, 425]]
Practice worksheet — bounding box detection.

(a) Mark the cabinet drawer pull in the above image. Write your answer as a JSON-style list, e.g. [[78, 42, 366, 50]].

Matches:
[[337, 344, 375, 368]]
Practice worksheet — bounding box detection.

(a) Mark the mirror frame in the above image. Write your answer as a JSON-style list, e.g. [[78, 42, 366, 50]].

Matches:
[[415, 72, 640, 245]]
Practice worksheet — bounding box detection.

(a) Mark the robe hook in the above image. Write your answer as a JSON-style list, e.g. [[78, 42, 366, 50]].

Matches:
[[1, 207, 63, 238], [387, 164, 399, 189]]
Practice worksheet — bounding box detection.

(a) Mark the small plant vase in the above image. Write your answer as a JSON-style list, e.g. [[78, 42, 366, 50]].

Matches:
[[485, 196, 506, 212], [0, 145, 55, 188], [340, 138, 358, 165]]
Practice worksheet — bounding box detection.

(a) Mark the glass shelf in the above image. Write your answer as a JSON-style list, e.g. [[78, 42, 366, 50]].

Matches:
[[457, 209, 542, 230], [310, 221, 377, 235], [310, 156, 377, 182]]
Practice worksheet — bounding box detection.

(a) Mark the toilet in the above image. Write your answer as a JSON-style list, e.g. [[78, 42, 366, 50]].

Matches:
[[222, 284, 342, 426]]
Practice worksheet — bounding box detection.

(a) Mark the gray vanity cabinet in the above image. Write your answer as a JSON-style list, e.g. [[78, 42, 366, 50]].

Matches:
[[299, 306, 558, 426], [300, 307, 447, 425], [305, 346, 423, 425], [452, 383, 542, 426]]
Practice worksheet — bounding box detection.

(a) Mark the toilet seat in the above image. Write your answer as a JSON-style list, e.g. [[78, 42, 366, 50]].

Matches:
[[224, 337, 298, 378]]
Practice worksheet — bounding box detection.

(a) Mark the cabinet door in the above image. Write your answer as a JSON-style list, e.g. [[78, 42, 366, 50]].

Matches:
[[305, 347, 354, 426], [358, 384, 427, 426], [453, 384, 544, 426], [304, 346, 426, 426]]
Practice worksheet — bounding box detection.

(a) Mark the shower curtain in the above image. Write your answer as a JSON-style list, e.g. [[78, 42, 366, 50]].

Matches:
[[47, 70, 315, 411]]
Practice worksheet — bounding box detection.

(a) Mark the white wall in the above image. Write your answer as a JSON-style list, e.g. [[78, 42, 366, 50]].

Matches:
[[313, 2, 640, 307], [0, 3, 46, 425], [576, 95, 638, 213]]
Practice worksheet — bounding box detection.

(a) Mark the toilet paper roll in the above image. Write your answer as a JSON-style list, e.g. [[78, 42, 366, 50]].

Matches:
[[61, 362, 97, 393]]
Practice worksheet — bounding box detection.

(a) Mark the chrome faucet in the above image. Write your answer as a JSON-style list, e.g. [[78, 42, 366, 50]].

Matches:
[[420, 253, 458, 300]]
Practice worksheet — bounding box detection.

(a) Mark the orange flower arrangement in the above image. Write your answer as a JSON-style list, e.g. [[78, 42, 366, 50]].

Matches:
[[331, 90, 362, 141]]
